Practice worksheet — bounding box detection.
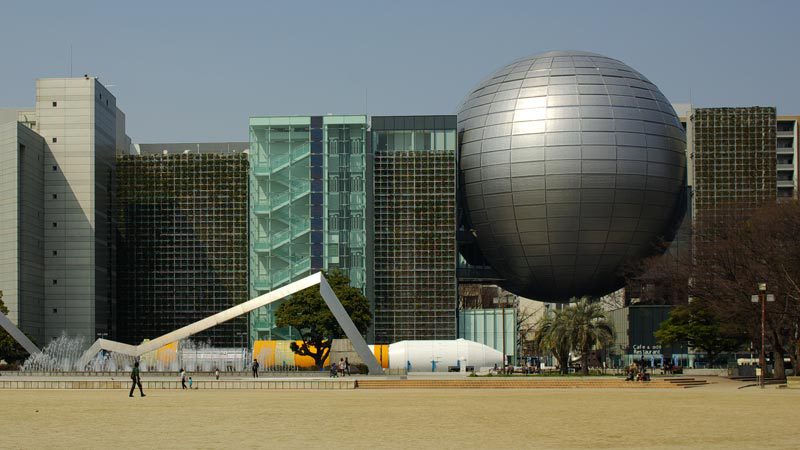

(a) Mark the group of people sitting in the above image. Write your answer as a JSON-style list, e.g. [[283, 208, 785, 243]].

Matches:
[[625, 360, 651, 382], [491, 362, 542, 375], [661, 360, 680, 375]]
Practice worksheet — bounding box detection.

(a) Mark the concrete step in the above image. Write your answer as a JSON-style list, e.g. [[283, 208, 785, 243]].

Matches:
[[0, 379, 356, 390], [661, 377, 710, 388], [355, 379, 684, 389]]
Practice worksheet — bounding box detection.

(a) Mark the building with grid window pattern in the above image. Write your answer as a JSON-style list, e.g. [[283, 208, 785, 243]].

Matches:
[[692, 107, 777, 231], [248, 116, 368, 342], [115, 151, 248, 347], [372, 116, 457, 342]]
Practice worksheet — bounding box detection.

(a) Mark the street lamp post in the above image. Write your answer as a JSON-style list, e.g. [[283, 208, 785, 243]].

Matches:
[[751, 282, 775, 389]]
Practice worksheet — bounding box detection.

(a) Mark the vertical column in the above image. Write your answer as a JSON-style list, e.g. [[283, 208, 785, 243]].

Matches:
[[310, 116, 324, 271]]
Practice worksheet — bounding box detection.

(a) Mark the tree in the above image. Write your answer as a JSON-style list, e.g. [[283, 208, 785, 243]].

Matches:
[[531, 308, 572, 374], [564, 299, 615, 376], [655, 302, 744, 367], [516, 299, 546, 362], [630, 201, 800, 378], [0, 295, 28, 365], [274, 270, 372, 369]]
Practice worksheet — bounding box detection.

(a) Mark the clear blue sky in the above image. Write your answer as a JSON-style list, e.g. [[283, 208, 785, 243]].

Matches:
[[2, 0, 798, 142]]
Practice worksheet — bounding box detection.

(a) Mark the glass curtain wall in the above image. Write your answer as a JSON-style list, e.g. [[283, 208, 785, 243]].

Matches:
[[248, 116, 367, 342], [249, 117, 312, 341]]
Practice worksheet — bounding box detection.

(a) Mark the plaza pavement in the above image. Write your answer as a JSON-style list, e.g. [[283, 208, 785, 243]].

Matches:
[[0, 380, 796, 449]]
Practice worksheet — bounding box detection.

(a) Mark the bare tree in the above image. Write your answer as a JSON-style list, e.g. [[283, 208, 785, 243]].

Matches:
[[629, 201, 800, 378]]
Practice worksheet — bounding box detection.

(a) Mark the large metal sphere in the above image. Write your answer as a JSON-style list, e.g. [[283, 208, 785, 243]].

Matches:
[[458, 51, 686, 301]]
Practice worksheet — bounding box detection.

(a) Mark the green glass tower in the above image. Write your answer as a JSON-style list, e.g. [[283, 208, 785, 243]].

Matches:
[[248, 115, 368, 342]]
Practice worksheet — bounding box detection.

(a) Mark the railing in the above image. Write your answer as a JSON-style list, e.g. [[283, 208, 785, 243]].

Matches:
[[268, 222, 310, 248], [253, 203, 271, 215], [253, 257, 312, 290], [252, 163, 270, 176], [292, 144, 310, 161], [264, 183, 310, 210], [251, 146, 310, 177]]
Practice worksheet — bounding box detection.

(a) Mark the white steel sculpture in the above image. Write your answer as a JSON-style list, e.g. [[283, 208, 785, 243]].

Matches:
[[0, 311, 41, 356], [72, 272, 383, 374]]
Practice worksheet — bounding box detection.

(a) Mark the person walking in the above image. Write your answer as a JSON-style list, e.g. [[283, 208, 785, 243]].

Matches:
[[252, 359, 260, 378], [345, 357, 350, 376], [338, 358, 345, 377], [129, 361, 145, 397], [215, 368, 220, 381], [180, 368, 187, 390], [188, 376, 193, 389]]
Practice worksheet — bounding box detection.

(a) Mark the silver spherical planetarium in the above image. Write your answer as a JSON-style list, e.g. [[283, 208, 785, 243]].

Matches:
[[458, 51, 686, 301]]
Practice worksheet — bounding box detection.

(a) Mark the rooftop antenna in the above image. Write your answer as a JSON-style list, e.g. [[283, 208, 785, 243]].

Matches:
[[365, 87, 369, 120]]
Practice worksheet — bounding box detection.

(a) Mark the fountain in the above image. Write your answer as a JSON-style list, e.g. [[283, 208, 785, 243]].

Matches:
[[22, 333, 90, 372], [20, 333, 252, 373]]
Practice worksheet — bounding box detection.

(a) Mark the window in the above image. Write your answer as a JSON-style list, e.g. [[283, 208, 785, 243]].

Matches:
[[52, 250, 58, 256], [52, 309, 57, 314], [52, 222, 57, 228], [52, 137, 57, 143], [52, 193, 57, 199], [52, 279, 57, 285], [52, 165, 57, 172], [52, 101, 57, 107]]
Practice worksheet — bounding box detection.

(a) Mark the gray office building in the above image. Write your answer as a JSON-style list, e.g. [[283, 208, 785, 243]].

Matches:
[[0, 77, 130, 344]]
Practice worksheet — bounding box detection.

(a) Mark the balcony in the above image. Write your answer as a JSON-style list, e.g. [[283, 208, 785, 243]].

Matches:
[[777, 164, 795, 171], [777, 130, 795, 138], [777, 180, 795, 188]]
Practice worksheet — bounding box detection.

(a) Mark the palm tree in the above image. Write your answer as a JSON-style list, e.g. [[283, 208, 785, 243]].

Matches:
[[565, 299, 615, 376], [532, 308, 572, 374]]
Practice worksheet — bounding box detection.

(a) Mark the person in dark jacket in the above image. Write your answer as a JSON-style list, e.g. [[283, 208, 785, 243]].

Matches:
[[252, 359, 260, 378], [129, 361, 145, 397]]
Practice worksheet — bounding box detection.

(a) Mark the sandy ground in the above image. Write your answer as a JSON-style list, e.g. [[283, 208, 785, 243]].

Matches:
[[1, 383, 797, 449]]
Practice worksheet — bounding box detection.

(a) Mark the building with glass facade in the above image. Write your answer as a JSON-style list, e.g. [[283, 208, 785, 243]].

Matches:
[[371, 116, 457, 342], [248, 115, 368, 342], [115, 149, 249, 347]]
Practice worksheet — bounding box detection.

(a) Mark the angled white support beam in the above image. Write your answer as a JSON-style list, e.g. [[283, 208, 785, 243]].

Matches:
[[0, 312, 40, 356], [77, 272, 384, 374]]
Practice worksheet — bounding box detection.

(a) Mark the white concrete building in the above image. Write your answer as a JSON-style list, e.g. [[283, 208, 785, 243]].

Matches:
[[0, 77, 129, 345]]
